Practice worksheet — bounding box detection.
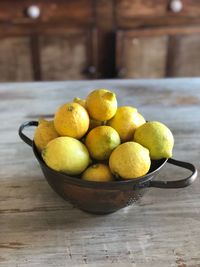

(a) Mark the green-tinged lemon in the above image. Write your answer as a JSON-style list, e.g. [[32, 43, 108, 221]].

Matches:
[[42, 136, 90, 175], [134, 121, 174, 160], [85, 126, 120, 160]]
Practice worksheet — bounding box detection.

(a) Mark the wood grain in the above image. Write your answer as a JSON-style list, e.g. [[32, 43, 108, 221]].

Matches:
[[115, 0, 200, 19], [167, 34, 200, 77], [40, 34, 88, 81], [0, 36, 33, 81], [115, 0, 167, 18], [0, 79, 200, 266], [0, 0, 94, 25], [0, 1, 200, 81], [116, 32, 168, 78], [115, 0, 200, 28], [116, 26, 200, 78], [39, 29, 98, 81]]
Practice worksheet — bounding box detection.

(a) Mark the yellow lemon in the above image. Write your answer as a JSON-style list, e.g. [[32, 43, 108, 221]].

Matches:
[[85, 126, 120, 160], [137, 112, 146, 126], [54, 102, 89, 139], [134, 121, 174, 160], [34, 118, 59, 151], [86, 89, 117, 121], [109, 142, 151, 179], [107, 106, 146, 142], [82, 163, 113, 182], [73, 97, 86, 108], [42, 136, 90, 175]]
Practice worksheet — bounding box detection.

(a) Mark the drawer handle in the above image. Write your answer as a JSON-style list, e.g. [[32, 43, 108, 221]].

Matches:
[[82, 66, 97, 77], [170, 0, 183, 13], [27, 5, 41, 19], [87, 66, 97, 75]]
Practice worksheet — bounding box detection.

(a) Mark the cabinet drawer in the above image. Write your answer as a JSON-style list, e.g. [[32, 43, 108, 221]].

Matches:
[[0, 0, 94, 24], [38, 28, 98, 81], [0, 37, 33, 81], [116, 0, 167, 18], [116, 30, 168, 78], [116, 0, 200, 21], [116, 26, 200, 78]]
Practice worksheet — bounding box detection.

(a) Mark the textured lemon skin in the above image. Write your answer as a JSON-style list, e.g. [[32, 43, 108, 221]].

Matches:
[[107, 106, 145, 142], [54, 102, 89, 139], [109, 142, 151, 179], [137, 112, 146, 126], [82, 164, 113, 182], [86, 89, 117, 121], [85, 126, 121, 161], [134, 121, 174, 160], [42, 136, 90, 175], [34, 119, 59, 151]]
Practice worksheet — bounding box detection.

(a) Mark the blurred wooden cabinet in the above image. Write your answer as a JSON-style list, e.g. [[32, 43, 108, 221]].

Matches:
[[38, 28, 98, 80], [115, 0, 200, 78], [0, 28, 98, 81], [0, 0, 200, 81], [116, 31, 168, 78], [0, 0, 99, 82], [167, 31, 200, 77], [116, 26, 200, 78], [0, 36, 33, 81]]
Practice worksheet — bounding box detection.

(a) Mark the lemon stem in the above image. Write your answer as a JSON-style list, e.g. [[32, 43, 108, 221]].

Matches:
[[67, 106, 74, 112], [103, 92, 115, 101]]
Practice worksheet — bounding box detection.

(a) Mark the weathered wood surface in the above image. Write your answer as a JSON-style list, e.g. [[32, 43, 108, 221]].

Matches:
[[0, 79, 200, 267]]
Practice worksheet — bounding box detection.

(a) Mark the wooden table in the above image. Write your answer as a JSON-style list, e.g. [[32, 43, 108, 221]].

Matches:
[[0, 79, 200, 267]]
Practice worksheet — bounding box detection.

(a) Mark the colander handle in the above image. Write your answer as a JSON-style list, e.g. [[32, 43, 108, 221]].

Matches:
[[19, 121, 38, 147], [149, 158, 197, 188]]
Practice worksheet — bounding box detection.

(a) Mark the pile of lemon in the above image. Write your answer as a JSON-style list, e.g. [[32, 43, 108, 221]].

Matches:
[[34, 88, 174, 182]]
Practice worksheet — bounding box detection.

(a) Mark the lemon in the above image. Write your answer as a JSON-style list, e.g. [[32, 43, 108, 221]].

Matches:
[[86, 89, 117, 121], [42, 136, 90, 175], [82, 163, 113, 182], [107, 106, 145, 142], [73, 97, 86, 108], [134, 121, 174, 160], [54, 102, 89, 139], [85, 126, 120, 160], [34, 119, 59, 151], [137, 112, 146, 126], [109, 142, 151, 179]]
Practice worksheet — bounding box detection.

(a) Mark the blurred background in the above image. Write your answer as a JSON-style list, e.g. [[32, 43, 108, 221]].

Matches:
[[0, 0, 200, 82]]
